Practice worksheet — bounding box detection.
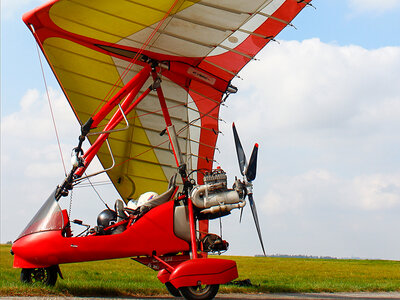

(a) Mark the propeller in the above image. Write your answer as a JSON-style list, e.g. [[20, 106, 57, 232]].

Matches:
[[232, 123, 266, 256]]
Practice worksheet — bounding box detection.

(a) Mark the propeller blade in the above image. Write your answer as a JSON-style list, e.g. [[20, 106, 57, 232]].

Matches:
[[232, 123, 247, 176], [248, 193, 266, 256], [246, 143, 258, 182]]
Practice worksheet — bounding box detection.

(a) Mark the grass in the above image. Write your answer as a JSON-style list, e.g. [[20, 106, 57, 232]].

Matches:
[[232, 256, 400, 293], [1, 244, 400, 297]]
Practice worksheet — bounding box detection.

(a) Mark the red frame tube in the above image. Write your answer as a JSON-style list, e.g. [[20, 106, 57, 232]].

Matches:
[[151, 72, 183, 167], [152, 71, 172, 126], [187, 197, 198, 259], [91, 65, 151, 128], [152, 72, 198, 259], [152, 254, 175, 272], [75, 67, 151, 177]]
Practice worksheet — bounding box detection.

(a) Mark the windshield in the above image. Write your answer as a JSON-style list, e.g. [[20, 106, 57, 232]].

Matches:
[[17, 189, 65, 240]]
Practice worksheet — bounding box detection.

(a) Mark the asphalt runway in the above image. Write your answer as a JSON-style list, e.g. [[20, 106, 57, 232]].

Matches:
[[4, 293, 400, 300]]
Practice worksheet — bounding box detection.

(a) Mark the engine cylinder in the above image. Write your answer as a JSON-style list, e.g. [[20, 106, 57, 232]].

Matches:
[[191, 187, 240, 208]]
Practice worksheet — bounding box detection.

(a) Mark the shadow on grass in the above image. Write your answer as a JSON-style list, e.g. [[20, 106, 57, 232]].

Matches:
[[56, 283, 168, 298], [1, 282, 167, 298]]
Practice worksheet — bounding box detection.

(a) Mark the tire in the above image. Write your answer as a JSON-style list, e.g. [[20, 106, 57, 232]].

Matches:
[[165, 282, 182, 297], [20, 265, 58, 286], [178, 284, 219, 300]]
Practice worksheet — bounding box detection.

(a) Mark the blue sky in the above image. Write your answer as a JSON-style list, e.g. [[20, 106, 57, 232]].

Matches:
[[281, 1, 400, 49], [2, 0, 400, 260]]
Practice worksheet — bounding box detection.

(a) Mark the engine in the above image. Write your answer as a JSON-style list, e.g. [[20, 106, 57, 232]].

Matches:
[[190, 168, 246, 218]]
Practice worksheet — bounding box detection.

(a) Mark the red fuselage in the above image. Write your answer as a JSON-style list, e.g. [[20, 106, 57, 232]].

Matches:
[[12, 200, 189, 269]]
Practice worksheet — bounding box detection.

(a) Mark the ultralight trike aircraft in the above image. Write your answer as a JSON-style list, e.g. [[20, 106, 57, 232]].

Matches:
[[11, 0, 312, 299]]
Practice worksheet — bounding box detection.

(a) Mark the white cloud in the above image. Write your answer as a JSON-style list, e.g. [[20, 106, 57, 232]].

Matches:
[[261, 170, 400, 215], [1, 88, 113, 182], [1, 88, 79, 144], [1, 88, 77, 186], [218, 39, 400, 182], [348, 0, 400, 14], [351, 174, 400, 210], [261, 170, 337, 215], [229, 39, 400, 137]]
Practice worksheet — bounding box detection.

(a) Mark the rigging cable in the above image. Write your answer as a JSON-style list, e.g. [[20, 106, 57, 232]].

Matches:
[[177, 100, 223, 136], [91, 0, 183, 117], [85, 172, 112, 210], [35, 43, 67, 176]]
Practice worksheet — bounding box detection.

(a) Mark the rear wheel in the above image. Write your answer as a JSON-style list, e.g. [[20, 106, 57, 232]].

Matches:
[[20, 265, 58, 286], [179, 284, 219, 300], [165, 282, 181, 297]]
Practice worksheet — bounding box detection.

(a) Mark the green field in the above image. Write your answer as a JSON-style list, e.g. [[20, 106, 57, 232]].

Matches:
[[1, 244, 400, 297]]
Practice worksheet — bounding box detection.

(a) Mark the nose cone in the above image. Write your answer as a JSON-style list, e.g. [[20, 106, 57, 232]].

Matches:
[[11, 230, 61, 268], [11, 236, 40, 268]]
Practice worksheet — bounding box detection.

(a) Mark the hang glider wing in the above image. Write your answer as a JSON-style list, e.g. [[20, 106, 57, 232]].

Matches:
[[23, 0, 311, 201]]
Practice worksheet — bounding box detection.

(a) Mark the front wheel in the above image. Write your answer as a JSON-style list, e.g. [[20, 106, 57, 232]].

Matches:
[[20, 265, 58, 286], [179, 284, 219, 300]]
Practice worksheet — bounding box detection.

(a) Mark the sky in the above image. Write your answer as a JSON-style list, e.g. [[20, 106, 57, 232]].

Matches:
[[1, 1, 400, 260]]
